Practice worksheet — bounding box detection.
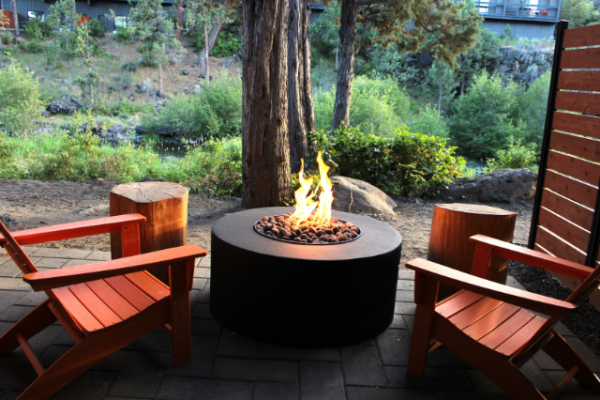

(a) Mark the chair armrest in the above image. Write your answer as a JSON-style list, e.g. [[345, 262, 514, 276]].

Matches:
[[406, 258, 577, 318], [23, 244, 207, 291], [470, 234, 593, 280], [0, 214, 146, 246]]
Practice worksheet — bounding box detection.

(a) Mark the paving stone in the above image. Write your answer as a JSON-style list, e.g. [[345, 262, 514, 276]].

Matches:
[[257, 343, 339, 362], [565, 336, 600, 372], [216, 328, 258, 358], [385, 366, 473, 390], [0, 278, 30, 292], [398, 269, 415, 280], [211, 357, 298, 382], [253, 382, 299, 400], [396, 290, 414, 302], [191, 303, 212, 319], [40, 345, 129, 372], [560, 395, 600, 400], [61, 259, 101, 268], [403, 315, 415, 334], [156, 376, 253, 399], [506, 276, 525, 290], [14, 291, 48, 307], [346, 387, 435, 400], [0, 364, 38, 391], [431, 390, 481, 400], [554, 322, 576, 337], [194, 267, 211, 278], [390, 314, 406, 329], [30, 248, 92, 259], [0, 258, 40, 277], [299, 361, 344, 400], [192, 278, 207, 290], [376, 329, 411, 366], [395, 302, 416, 315], [197, 256, 211, 268], [51, 370, 116, 400], [191, 317, 222, 336], [544, 370, 600, 395], [34, 257, 69, 269], [0, 291, 29, 316], [198, 281, 211, 303], [397, 280, 415, 290], [125, 330, 172, 353], [108, 351, 171, 398], [341, 345, 387, 386], [167, 336, 219, 377], [104, 398, 150, 400], [425, 348, 471, 369], [464, 369, 510, 396], [0, 305, 35, 322], [0, 392, 20, 400], [85, 251, 111, 261], [520, 359, 555, 393]]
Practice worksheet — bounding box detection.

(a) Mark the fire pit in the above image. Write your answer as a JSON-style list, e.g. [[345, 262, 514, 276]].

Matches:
[[210, 207, 402, 347]]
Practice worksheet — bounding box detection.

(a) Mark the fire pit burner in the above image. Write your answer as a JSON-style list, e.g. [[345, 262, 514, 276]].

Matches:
[[210, 207, 402, 348], [253, 213, 362, 244]]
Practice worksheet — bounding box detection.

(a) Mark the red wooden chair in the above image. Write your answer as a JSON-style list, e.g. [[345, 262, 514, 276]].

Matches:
[[406, 235, 600, 400], [0, 214, 207, 400]]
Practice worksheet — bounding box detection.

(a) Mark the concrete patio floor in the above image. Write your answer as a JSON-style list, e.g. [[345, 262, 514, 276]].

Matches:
[[1, 247, 600, 400]]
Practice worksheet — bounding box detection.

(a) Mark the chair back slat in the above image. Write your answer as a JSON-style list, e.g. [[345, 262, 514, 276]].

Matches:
[[0, 221, 38, 274]]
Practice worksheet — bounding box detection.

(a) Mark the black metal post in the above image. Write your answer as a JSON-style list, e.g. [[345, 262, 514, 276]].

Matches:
[[585, 177, 600, 267], [528, 20, 569, 250]]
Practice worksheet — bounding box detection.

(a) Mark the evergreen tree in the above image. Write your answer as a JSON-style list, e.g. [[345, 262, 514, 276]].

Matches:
[[75, 23, 98, 108], [560, 0, 600, 27], [455, 28, 501, 95], [47, 0, 78, 96], [129, 0, 185, 97], [423, 60, 458, 122], [0, 12, 9, 51]]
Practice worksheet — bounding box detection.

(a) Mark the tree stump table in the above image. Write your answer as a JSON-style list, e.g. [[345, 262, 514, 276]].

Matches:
[[427, 203, 517, 300], [110, 182, 188, 284]]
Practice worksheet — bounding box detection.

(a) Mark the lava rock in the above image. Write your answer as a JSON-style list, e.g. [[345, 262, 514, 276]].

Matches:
[[46, 100, 75, 115], [331, 176, 397, 215]]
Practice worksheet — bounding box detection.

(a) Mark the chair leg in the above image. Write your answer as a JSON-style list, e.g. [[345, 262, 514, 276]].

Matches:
[[0, 299, 56, 354], [407, 304, 436, 379], [542, 333, 600, 392], [169, 260, 193, 367]]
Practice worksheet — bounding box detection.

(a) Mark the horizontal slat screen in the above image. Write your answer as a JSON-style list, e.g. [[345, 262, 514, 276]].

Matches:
[[544, 170, 597, 209], [552, 111, 600, 139], [555, 91, 600, 115], [557, 71, 600, 92], [549, 131, 600, 162], [547, 151, 600, 186], [538, 207, 590, 252], [560, 48, 600, 70], [563, 23, 600, 48], [536, 226, 587, 265], [540, 188, 594, 231]]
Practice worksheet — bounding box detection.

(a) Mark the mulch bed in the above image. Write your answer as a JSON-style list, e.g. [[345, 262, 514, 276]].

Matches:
[[508, 260, 600, 356]]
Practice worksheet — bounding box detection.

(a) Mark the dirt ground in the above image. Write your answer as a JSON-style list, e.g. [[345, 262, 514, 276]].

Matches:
[[0, 179, 534, 266]]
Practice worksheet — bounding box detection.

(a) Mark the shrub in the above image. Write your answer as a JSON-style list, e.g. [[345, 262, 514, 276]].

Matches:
[[193, 31, 242, 57], [114, 26, 135, 43], [24, 18, 53, 39], [516, 71, 551, 151], [483, 138, 538, 173], [120, 61, 138, 73], [0, 33, 10, 45], [21, 39, 44, 53], [449, 71, 524, 159], [410, 105, 450, 138], [311, 124, 465, 197], [87, 18, 106, 38], [314, 75, 414, 136], [0, 132, 16, 178], [0, 58, 43, 136]]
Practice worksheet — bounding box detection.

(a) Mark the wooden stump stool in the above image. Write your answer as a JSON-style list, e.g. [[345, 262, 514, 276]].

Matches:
[[110, 182, 188, 284], [427, 204, 517, 300]]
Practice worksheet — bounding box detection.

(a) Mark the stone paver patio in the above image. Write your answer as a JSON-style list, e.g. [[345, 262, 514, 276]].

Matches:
[[1, 247, 600, 400]]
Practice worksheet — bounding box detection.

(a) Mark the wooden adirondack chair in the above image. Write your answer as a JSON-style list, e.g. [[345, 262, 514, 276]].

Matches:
[[406, 235, 600, 400], [0, 214, 207, 400]]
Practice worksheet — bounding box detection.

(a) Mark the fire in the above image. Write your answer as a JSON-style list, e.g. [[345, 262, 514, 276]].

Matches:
[[289, 151, 334, 227]]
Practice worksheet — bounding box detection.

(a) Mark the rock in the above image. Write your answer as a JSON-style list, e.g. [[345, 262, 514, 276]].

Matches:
[[198, 73, 213, 81], [135, 82, 150, 93], [156, 126, 172, 136], [331, 176, 397, 215], [181, 69, 189, 75], [155, 100, 166, 106], [140, 177, 168, 183], [443, 168, 537, 202], [46, 100, 75, 115], [0, 214, 17, 227], [149, 90, 161, 98], [134, 125, 149, 135]]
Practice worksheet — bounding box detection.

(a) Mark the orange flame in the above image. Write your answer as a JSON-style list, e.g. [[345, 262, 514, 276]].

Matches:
[[289, 151, 333, 227]]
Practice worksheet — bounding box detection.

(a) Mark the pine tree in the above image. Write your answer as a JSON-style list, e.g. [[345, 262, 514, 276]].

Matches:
[[331, 0, 482, 131], [129, 0, 185, 97], [423, 60, 458, 122], [0, 12, 9, 51], [47, 0, 79, 97], [75, 23, 98, 108], [456, 28, 500, 95], [560, 0, 600, 27]]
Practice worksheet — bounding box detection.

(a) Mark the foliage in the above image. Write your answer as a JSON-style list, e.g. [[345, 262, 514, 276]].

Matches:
[[0, 58, 43, 136], [0, 34, 10, 45], [47, 0, 79, 93], [310, 2, 341, 61], [314, 75, 414, 136], [96, 101, 152, 116], [24, 18, 53, 39], [142, 71, 242, 138], [87, 18, 106, 38], [120, 60, 138, 72], [311, 124, 465, 197], [516, 71, 551, 151], [560, 0, 600, 28], [21, 39, 44, 53], [114, 26, 136, 43], [410, 105, 450, 138], [455, 28, 501, 93], [449, 71, 524, 159], [75, 23, 98, 108], [423, 60, 458, 120], [483, 138, 538, 172], [193, 31, 241, 57], [0, 132, 16, 178]]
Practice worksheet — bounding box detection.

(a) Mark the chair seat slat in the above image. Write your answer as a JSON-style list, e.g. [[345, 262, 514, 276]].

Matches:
[[478, 309, 537, 351], [86, 280, 138, 320], [125, 271, 170, 302], [104, 275, 155, 311], [449, 297, 504, 330], [496, 315, 548, 356], [52, 287, 104, 333], [463, 303, 521, 341], [436, 290, 484, 318]]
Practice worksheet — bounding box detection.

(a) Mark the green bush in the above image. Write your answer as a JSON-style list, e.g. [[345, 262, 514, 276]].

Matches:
[[87, 19, 106, 38], [24, 18, 53, 39], [120, 61, 138, 73], [193, 31, 242, 57], [516, 71, 551, 151], [0, 132, 16, 178], [0, 58, 43, 136], [449, 71, 524, 159], [21, 39, 44, 53], [311, 124, 465, 197], [0, 33, 10, 45], [114, 26, 135, 43], [410, 105, 450, 138], [314, 75, 414, 136], [96, 101, 152, 116], [483, 138, 538, 173], [143, 71, 242, 138]]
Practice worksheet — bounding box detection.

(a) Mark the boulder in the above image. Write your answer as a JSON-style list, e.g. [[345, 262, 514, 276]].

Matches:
[[181, 69, 189, 75], [443, 168, 537, 202], [135, 82, 150, 93], [46, 100, 75, 115], [331, 176, 397, 215]]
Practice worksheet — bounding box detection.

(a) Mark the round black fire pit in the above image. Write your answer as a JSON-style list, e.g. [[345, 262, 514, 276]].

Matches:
[[210, 207, 402, 348]]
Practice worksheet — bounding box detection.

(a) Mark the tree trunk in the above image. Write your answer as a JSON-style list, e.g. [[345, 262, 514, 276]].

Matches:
[[72, 1, 77, 30], [158, 63, 163, 97], [199, 20, 224, 71], [204, 20, 210, 86], [242, 0, 291, 208], [176, 2, 183, 41], [288, 0, 315, 173], [461, 72, 465, 95], [331, 0, 357, 132], [11, 0, 18, 43], [437, 84, 442, 123], [335, 47, 339, 70], [66, 35, 71, 94]]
